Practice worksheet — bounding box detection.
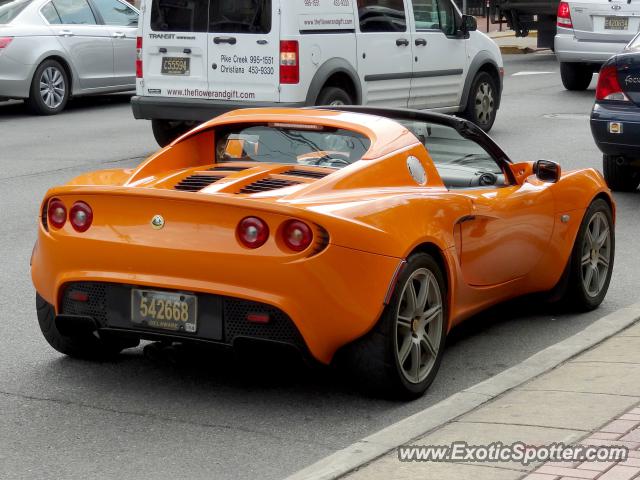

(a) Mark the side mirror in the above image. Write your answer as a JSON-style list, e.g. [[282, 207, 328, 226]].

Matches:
[[533, 159, 561, 183], [461, 15, 477, 33]]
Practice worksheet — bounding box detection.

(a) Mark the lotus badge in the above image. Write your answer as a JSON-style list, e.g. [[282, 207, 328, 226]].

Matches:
[[151, 215, 165, 230]]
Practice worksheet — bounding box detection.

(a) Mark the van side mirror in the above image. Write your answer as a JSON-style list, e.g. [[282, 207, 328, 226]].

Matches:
[[461, 15, 477, 34], [533, 159, 561, 183]]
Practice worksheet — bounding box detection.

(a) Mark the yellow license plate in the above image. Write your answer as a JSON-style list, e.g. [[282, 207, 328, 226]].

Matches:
[[131, 289, 197, 333], [161, 57, 190, 75]]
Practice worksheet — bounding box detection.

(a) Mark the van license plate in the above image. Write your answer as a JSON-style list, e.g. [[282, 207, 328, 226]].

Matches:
[[161, 57, 190, 75], [131, 289, 197, 333], [604, 16, 628, 30]]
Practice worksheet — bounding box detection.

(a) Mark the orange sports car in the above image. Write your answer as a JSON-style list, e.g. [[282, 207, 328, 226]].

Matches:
[[31, 107, 615, 398]]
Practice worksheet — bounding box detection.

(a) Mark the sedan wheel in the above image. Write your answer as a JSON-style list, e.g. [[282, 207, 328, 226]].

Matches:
[[26, 59, 70, 115]]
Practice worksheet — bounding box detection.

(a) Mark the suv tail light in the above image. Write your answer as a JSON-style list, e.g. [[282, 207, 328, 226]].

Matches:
[[136, 36, 142, 78], [0, 37, 12, 51], [557, 1, 573, 28], [280, 41, 299, 84], [596, 65, 629, 102]]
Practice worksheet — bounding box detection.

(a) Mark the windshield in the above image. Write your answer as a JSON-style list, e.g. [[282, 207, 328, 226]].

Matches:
[[0, 0, 31, 23], [627, 33, 640, 51], [216, 124, 371, 169]]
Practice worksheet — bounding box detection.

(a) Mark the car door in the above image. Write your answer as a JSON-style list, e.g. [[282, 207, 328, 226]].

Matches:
[[355, 0, 414, 107], [48, 0, 114, 89], [421, 121, 555, 286], [407, 0, 466, 108], [207, 0, 280, 103], [90, 0, 139, 86]]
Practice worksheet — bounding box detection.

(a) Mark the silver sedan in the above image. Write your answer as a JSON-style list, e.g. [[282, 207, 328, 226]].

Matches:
[[0, 0, 138, 114]]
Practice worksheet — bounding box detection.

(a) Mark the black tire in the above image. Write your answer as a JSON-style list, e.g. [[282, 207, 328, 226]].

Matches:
[[25, 59, 70, 115], [315, 86, 354, 106], [462, 71, 498, 132], [602, 154, 640, 192], [152, 120, 194, 147], [560, 62, 593, 91], [563, 199, 615, 311], [36, 293, 135, 359], [340, 253, 448, 399]]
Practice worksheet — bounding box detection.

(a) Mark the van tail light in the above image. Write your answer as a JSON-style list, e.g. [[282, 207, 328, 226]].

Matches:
[[596, 65, 629, 102], [237, 217, 269, 248], [557, 2, 573, 28], [69, 201, 93, 232], [0, 37, 12, 51], [47, 198, 67, 230], [280, 40, 299, 84], [282, 220, 313, 252], [136, 36, 143, 78]]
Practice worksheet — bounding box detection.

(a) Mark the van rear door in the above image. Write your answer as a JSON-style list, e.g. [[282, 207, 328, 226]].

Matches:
[[142, 0, 209, 99], [207, 0, 280, 103]]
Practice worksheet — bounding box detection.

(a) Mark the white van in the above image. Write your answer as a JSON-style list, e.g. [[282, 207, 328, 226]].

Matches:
[[131, 0, 504, 146]]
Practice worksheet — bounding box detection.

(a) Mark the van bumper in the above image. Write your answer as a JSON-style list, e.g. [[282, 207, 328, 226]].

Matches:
[[131, 96, 307, 122]]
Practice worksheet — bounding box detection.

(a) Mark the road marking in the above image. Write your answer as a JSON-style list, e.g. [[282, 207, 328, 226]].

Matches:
[[512, 71, 555, 76]]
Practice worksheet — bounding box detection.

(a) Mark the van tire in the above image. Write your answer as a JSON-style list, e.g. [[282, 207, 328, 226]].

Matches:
[[152, 120, 194, 147], [316, 86, 354, 106], [560, 63, 593, 91], [462, 71, 497, 132]]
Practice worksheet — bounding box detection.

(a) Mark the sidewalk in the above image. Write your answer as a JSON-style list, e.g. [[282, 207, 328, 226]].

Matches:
[[345, 321, 640, 480]]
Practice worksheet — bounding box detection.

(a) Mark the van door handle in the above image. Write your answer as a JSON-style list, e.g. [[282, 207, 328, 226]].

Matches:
[[396, 38, 409, 46], [257, 39, 268, 45], [112, 32, 125, 38], [159, 47, 167, 53], [415, 38, 427, 46], [58, 29, 74, 37], [214, 36, 237, 45]]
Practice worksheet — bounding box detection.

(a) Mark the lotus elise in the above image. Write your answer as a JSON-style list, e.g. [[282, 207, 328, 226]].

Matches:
[[31, 107, 615, 398]]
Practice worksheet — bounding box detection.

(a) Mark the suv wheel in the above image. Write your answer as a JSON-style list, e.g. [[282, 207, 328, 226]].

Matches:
[[26, 59, 69, 115], [462, 71, 498, 132], [316, 86, 354, 106], [560, 63, 593, 91], [603, 154, 640, 192], [152, 120, 195, 147]]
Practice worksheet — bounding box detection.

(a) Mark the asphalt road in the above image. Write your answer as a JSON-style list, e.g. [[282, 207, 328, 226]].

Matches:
[[1, 54, 638, 480]]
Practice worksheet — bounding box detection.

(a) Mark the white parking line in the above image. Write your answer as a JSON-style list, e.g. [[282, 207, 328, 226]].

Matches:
[[512, 71, 555, 76]]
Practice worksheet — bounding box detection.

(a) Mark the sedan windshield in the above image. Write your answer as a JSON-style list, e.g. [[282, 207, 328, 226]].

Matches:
[[0, 0, 31, 23], [216, 124, 371, 169]]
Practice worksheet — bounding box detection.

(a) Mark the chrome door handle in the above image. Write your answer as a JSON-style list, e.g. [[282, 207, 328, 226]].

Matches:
[[112, 32, 126, 38], [58, 29, 74, 37]]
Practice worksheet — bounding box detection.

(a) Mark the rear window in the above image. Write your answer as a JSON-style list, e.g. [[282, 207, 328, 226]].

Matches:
[[150, 0, 271, 33], [216, 124, 371, 169], [0, 0, 31, 24]]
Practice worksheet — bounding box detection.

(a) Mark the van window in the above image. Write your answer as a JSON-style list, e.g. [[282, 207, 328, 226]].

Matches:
[[412, 0, 440, 30], [151, 0, 208, 32], [437, 0, 456, 36], [92, 0, 137, 26], [52, 0, 96, 24], [357, 0, 406, 33], [209, 0, 271, 34]]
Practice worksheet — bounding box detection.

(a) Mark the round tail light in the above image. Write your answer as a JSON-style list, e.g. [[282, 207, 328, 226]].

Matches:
[[282, 220, 313, 252], [69, 201, 93, 232], [237, 217, 269, 248], [47, 198, 67, 229]]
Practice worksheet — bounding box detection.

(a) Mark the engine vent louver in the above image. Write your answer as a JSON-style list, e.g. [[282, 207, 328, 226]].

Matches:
[[282, 169, 330, 179], [174, 174, 223, 192], [239, 177, 301, 194], [209, 165, 251, 172]]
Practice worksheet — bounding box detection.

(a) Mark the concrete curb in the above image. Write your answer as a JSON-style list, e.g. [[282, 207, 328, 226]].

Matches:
[[284, 303, 640, 480]]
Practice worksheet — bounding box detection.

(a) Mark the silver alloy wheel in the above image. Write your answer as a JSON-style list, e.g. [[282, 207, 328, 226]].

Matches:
[[474, 81, 494, 126], [39, 67, 65, 110], [581, 211, 611, 298], [395, 268, 443, 384]]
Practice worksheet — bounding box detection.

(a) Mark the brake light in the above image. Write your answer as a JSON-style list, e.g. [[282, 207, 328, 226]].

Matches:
[[0, 37, 12, 50], [69, 201, 93, 232], [280, 40, 299, 84], [596, 65, 629, 101], [47, 198, 67, 230], [282, 220, 313, 252], [557, 2, 573, 28], [136, 36, 142, 78], [237, 217, 269, 248]]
